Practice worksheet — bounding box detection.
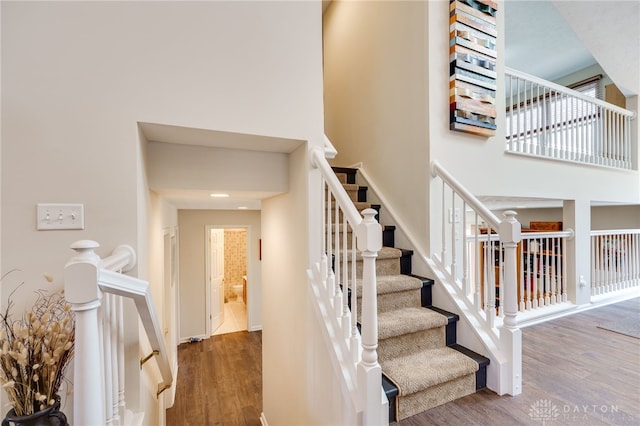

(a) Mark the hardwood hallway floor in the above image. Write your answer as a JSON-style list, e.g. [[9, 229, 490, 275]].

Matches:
[[166, 331, 262, 426]]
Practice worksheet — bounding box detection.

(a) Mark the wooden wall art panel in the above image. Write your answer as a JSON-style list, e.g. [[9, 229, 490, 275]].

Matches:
[[449, 0, 497, 137]]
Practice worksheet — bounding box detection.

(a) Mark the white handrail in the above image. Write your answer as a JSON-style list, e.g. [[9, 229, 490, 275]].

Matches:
[[308, 146, 386, 425], [65, 240, 172, 425], [324, 134, 338, 159], [504, 67, 635, 169], [430, 160, 522, 396], [99, 270, 173, 393], [505, 67, 636, 118], [100, 244, 137, 272], [431, 160, 500, 230], [311, 147, 362, 228]]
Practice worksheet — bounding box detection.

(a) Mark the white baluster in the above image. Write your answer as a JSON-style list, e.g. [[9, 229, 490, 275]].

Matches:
[[333, 195, 342, 318], [64, 240, 106, 426], [117, 296, 126, 421], [350, 236, 360, 364], [342, 218, 350, 339], [104, 294, 114, 426], [450, 193, 457, 281], [110, 294, 121, 426]]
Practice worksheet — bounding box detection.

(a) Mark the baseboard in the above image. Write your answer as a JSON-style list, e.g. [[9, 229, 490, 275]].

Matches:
[[179, 334, 207, 344], [249, 324, 263, 332], [260, 412, 269, 426], [124, 409, 145, 426]]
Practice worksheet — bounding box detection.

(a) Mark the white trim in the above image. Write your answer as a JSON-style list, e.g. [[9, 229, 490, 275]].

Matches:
[[260, 412, 269, 426]]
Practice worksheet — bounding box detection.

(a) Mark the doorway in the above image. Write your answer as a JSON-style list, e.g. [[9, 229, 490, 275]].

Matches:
[[206, 226, 249, 336]]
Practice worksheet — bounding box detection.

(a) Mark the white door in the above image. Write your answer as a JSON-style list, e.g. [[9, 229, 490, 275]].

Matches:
[[210, 229, 225, 333]]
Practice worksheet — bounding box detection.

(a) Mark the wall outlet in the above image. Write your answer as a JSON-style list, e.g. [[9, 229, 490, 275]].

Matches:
[[37, 203, 84, 230]]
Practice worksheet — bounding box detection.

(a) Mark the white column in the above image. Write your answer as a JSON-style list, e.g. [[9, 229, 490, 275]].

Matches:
[[563, 200, 590, 305], [356, 209, 385, 426], [64, 240, 106, 426]]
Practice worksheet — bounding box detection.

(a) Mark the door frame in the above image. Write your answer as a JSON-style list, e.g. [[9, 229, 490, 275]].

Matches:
[[163, 226, 179, 407], [204, 224, 252, 337]]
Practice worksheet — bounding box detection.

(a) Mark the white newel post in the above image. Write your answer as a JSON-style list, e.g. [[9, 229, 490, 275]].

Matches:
[[356, 209, 385, 425], [64, 240, 106, 425], [499, 212, 522, 396]]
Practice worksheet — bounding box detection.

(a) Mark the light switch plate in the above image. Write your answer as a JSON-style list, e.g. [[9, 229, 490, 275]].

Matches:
[[37, 203, 85, 230]]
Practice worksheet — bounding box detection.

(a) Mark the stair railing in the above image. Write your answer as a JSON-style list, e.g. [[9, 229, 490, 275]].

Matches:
[[591, 229, 640, 297], [308, 145, 386, 425], [64, 240, 172, 426], [505, 67, 636, 170], [431, 160, 522, 396]]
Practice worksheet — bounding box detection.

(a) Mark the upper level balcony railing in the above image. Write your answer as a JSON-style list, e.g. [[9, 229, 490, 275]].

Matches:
[[505, 67, 636, 170]]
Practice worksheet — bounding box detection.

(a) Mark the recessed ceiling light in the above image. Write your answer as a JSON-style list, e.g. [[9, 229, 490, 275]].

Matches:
[[209, 193, 229, 198]]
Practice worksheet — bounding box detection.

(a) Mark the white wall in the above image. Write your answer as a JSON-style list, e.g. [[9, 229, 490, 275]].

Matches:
[[147, 141, 289, 194], [262, 145, 317, 425], [177, 209, 262, 340], [2, 0, 324, 423]]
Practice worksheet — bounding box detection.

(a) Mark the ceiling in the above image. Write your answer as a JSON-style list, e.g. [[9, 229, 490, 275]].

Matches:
[[140, 122, 303, 210], [504, 1, 597, 82]]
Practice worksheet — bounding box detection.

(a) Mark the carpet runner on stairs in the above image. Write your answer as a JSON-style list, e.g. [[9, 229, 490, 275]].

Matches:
[[334, 167, 487, 421]]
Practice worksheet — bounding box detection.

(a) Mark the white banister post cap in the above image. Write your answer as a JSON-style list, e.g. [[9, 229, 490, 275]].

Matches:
[[499, 211, 521, 243], [65, 240, 101, 305], [69, 240, 101, 262], [356, 208, 382, 252]]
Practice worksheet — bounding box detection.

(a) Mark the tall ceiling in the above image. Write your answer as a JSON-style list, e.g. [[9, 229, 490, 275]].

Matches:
[[505, 0, 639, 95], [504, 1, 596, 82]]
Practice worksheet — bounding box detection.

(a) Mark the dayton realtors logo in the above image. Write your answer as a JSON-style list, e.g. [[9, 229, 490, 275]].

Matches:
[[529, 399, 560, 424], [529, 399, 625, 424]]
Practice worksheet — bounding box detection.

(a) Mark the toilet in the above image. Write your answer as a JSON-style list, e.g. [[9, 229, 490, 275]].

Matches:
[[232, 284, 244, 303]]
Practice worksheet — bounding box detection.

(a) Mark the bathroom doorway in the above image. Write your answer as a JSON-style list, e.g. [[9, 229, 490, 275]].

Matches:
[[206, 226, 248, 336]]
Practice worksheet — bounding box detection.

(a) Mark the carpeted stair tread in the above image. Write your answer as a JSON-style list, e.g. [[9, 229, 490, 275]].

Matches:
[[356, 274, 423, 297], [381, 347, 478, 396], [341, 183, 359, 191], [331, 200, 372, 211], [378, 307, 447, 340], [348, 246, 402, 261]]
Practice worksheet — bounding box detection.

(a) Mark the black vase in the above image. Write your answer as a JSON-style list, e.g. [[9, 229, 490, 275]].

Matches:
[[2, 397, 67, 426]]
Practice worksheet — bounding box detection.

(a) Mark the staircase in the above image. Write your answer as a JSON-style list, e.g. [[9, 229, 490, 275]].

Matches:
[[333, 167, 490, 422]]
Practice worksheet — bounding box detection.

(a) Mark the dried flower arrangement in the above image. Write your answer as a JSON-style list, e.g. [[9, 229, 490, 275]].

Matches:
[[0, 279, 75, 417]]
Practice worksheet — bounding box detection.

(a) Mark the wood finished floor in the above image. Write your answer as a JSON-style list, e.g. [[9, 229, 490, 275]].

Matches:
[[167, 298, 639, 425], [399, 298, 640, 425], [166, 331, 262, 426]]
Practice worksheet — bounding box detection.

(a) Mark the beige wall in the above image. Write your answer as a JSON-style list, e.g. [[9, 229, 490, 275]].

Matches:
[[147, 141, 289, 195], [178, 210, 261, 340], [3, 1, 324, 423], [262, 145, 313, 424], [323, 0, 431, 256], [592, 205, 640, 230]]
